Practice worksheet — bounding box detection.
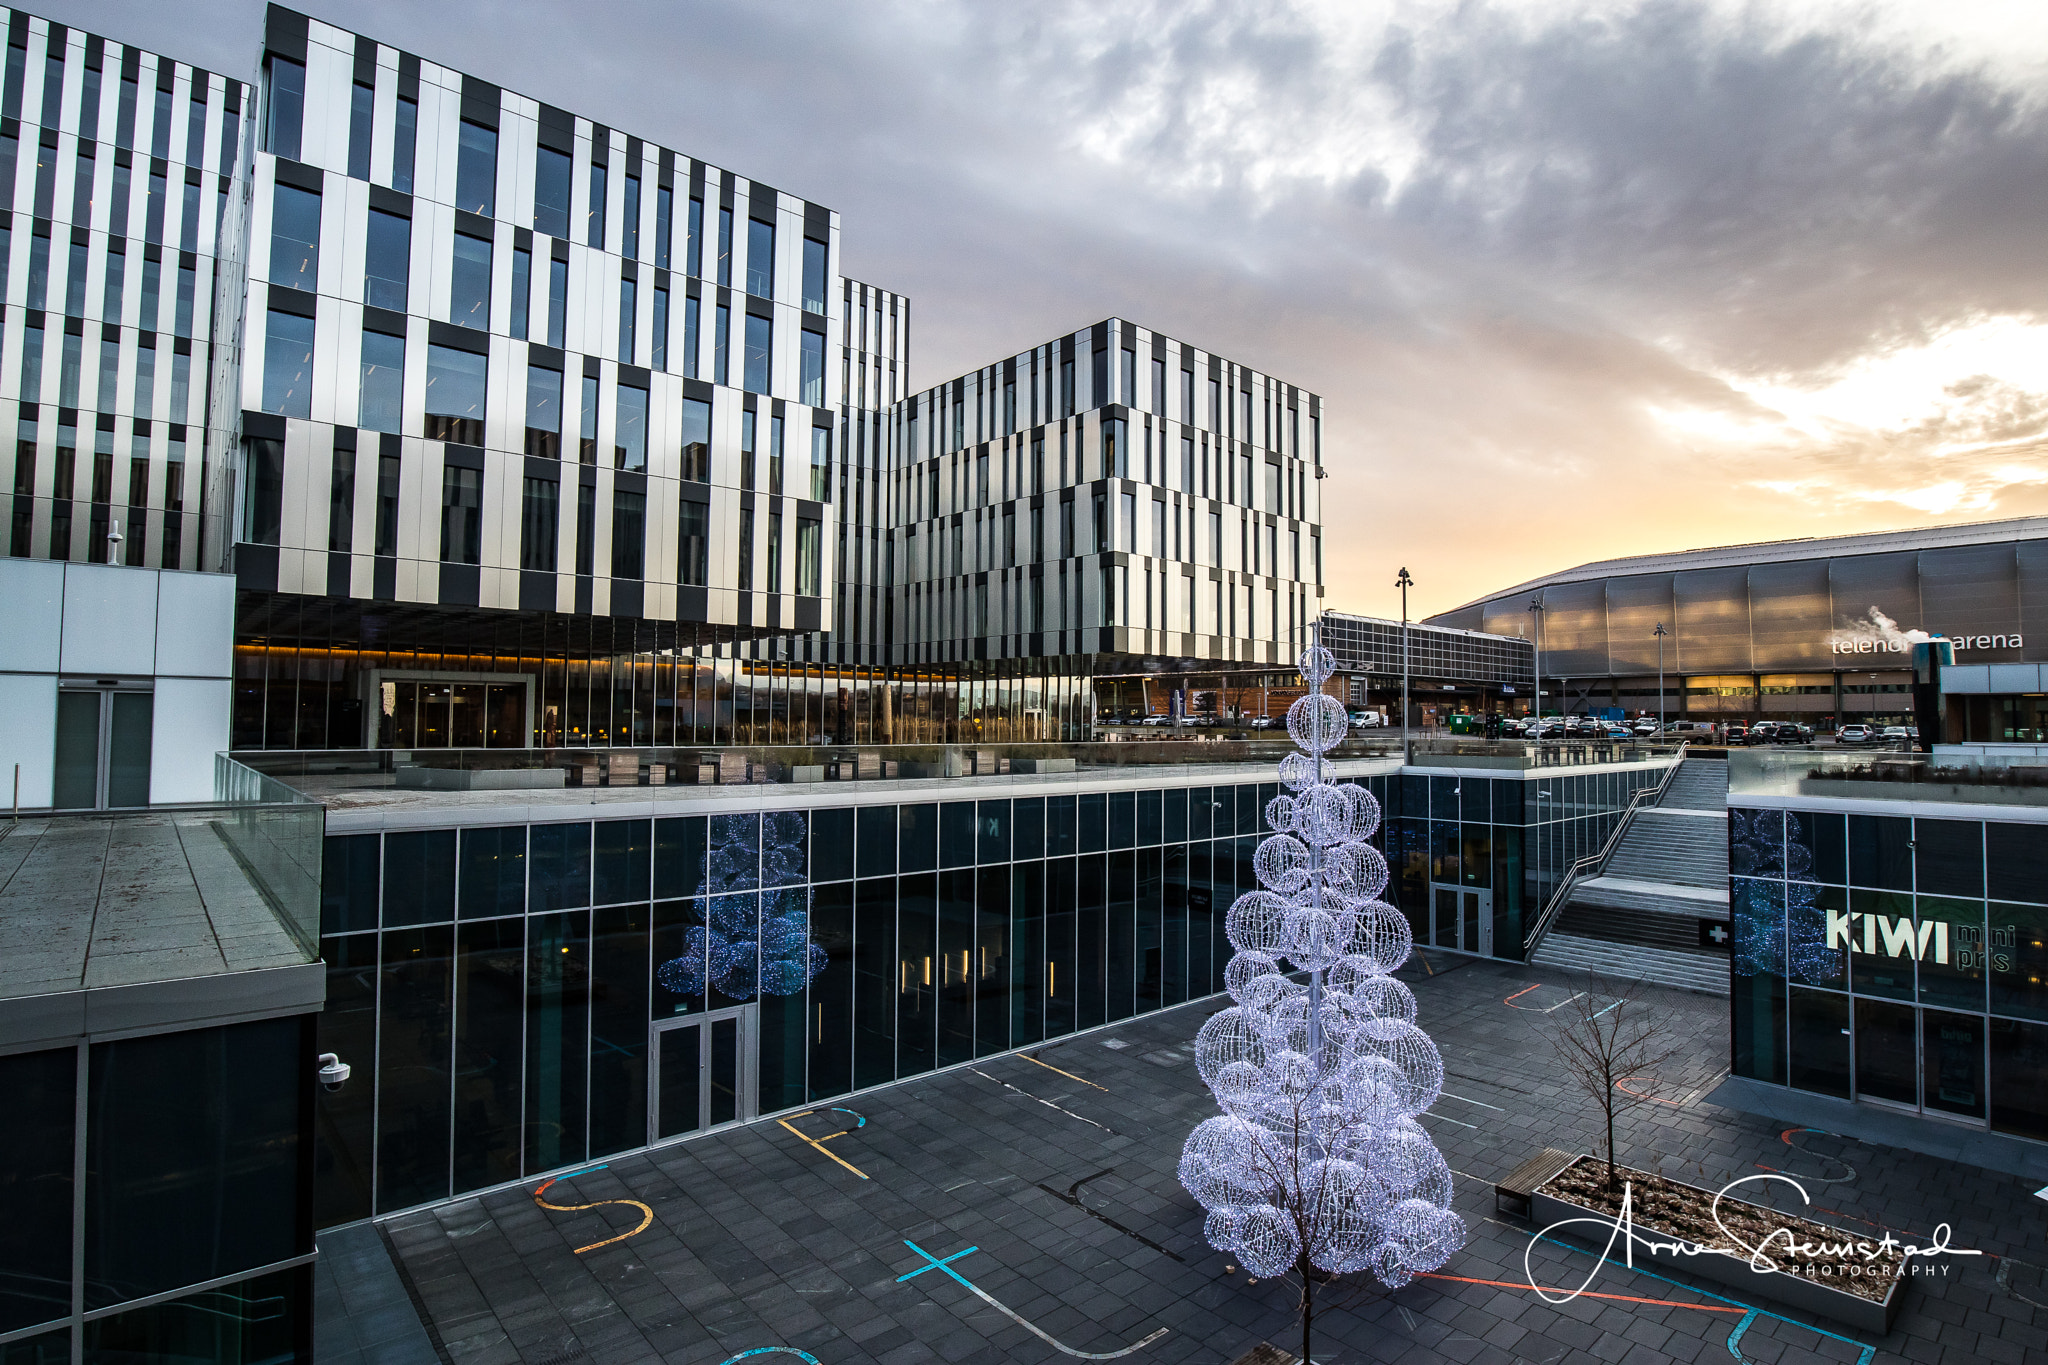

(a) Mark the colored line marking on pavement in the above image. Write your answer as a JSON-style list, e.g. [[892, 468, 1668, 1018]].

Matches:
[[532, 1166, 654, 1255], [1518, 1227, 1876, 1365], [1037, 1169, 1187, 1263], [1503, 984, 1541, 1004], [896, 1239, 1168, 1360], [1504, 985, 1586, 1013], [1441, 1091, 1506, 1112], [1022, 1050, 1110, 1091], [778, 1108, 870, 1180], [971, 1068, 1117, 1134], [717, 1350, 822, 1364], [1613, 1075, 1683, 1106]]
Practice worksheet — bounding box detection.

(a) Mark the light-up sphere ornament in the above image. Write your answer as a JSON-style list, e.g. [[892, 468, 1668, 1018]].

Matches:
[[1180, 643, 1466, 1287]]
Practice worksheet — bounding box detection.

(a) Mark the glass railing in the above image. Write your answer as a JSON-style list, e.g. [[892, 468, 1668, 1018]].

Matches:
[[210, 755, 325, 956], [233, 738, 1408, 788], [1728, 748, 2048, 805], [231, 735, 1681, 793]]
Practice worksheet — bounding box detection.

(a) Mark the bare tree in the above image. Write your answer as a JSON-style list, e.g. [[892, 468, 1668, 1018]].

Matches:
[[1547, 975, 1681, 1191]]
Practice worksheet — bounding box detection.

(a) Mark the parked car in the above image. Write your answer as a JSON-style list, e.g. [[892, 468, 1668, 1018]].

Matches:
[[1250, 716, 1278, 730], [1631, 719, 1663, 736], [1723, 724, 1749, 743], [1604, 723, 1633, 738], [1836, 724, 1874, 745], [1745, 723, 1781, 745], [1882, 725, 1911, 746]]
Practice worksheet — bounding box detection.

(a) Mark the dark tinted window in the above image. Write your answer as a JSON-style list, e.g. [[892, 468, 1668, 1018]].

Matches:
[[856, 806, 897, 877], [594, 819, 651, 905], [811, 807, 853, 882], [653, 816, 706, 899], [1013, 797, 1045, 861], [977, 800, 1011, 864], [1848, 815, 1912, 890], [530, 822, 591, 909], [899, 804, 937, 872], [1988, 822, 2048, 904], [454, 120, 496, 216], [457, 825, 525, 918], [1915, 820, 1984, 897], [0, 1048, 74, 1334], [85, 1018, 305, 1308], [1078, 793, 1106, 853], [320, 833, 379, 934], [383, 829, 454, 924], [940, 802, 974, 868]]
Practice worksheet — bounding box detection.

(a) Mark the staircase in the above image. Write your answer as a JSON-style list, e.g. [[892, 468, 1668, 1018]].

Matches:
[[1532, 758, 1731, 995]]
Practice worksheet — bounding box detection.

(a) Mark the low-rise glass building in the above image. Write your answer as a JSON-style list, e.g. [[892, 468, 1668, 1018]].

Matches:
[[1726, 749, 2048, 1146]]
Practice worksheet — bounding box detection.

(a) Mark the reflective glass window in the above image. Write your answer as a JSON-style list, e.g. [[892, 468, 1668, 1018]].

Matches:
[[0, 1048, 73, 1334], [383, 830, 455, 925], [458, 825, 526, 918], [530, 822, 591, 910]]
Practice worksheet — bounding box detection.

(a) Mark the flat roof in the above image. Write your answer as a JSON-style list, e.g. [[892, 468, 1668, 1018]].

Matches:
[[0, 813, 310, 1002], [1439, 514, 2048, 613]]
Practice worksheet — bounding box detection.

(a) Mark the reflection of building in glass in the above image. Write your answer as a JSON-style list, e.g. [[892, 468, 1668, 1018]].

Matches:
[[1431, 516, 2048, 728], [1726, 757, 2048, 1153]]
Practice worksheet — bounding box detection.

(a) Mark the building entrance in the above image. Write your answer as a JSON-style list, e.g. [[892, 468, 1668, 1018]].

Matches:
[[53, 682, 153, 809], [1430, 884, 1491, 956], [650, 1006, 757, 1145]]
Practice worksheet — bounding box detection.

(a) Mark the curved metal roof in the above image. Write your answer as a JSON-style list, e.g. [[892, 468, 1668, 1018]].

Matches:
[[1436, 514, 2048, 615]]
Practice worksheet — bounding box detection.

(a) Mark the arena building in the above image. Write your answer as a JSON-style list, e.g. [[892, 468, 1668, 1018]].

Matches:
[[1426, 516, 2048, 729]]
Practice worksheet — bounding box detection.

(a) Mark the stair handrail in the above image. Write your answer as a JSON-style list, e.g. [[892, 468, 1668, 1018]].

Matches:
[[1522, 744, 1690, 958]]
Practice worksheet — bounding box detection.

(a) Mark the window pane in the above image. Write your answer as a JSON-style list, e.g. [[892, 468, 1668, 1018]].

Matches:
[[533, 146, 571, 237], [264, 57, 304, 159], [743, 313, 770, 393], [616, 384, 647, 470], [611, 489, 644, 579], [425, 344, 487, 433], [746, 216, 772, 297], [364, 208, 409, 311], [84, 1018, 305, 1308], [681, 397, 711, 482], [262, 310, 313, 418], [800, 329, 823, 406], [801, 236, 826, 313], [455, 120, 496, 216], [0, 1047, 73, 1335], [269, 183, 319, 291], [358, 330, 404, 433], [451, 232, 491, 330], [525, 363, 562, 455]]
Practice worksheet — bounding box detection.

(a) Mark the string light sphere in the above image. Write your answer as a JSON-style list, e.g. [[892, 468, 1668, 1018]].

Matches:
[[1181, 642, 1466, 1290]]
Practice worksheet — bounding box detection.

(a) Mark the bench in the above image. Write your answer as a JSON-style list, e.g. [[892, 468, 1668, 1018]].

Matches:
[[1495, 1148, 1578, 1218]]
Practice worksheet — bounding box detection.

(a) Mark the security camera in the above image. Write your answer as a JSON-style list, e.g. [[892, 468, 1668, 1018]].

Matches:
[[318, 1052, 351, 1092]]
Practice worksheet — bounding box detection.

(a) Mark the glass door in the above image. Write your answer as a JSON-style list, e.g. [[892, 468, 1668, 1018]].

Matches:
[[53, 686, 152, 809], [650, 1005, 756, 1145], [1430, 885, 1491, 955]]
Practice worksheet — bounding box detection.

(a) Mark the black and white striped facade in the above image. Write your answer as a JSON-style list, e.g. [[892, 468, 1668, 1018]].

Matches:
[[831, 277, 906, 668], [0, 2, 1333, 750], [235, 7, 841, 644], [875, 319, 1325, 669], [0, 8, 247, 577]]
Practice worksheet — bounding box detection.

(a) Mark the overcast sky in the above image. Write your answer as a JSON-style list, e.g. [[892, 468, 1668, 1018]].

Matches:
[[50, 0, 2048, 619]]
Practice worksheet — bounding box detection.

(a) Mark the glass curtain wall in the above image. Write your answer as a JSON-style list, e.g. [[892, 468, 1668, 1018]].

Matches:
[[1729, 805, 2048, 1144]]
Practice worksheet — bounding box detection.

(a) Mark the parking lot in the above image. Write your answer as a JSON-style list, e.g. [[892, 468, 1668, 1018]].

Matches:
[[327, 954, 2048, 1365]]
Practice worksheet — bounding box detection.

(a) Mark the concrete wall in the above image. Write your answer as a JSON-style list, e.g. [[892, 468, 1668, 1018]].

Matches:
[[0, 561, 234, 807]]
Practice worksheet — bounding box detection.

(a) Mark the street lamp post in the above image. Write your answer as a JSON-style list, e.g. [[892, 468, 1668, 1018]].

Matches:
[[1653, 622, 1668, 737], [1396, 568, 1414, 763], [1527, 597, 1545, 736]]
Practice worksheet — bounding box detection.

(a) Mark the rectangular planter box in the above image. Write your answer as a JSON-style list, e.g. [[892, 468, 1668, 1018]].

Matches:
[[1530, 1161, 1905, 1333]]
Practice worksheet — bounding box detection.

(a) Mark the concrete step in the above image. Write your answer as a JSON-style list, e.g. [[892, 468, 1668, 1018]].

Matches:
[[1555, 901, 1723, 952], [1529, 933, 1731, 995], [1570, 877, 1727, 916]]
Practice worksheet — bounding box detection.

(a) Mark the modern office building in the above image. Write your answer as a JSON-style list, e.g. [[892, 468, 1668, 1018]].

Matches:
[[1319, 610, 1532, 722], [1429, 516, 2048, 728], [0, 7, 244, 576]]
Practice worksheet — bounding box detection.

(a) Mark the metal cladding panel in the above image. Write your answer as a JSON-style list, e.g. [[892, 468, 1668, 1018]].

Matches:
[[1603, 573, 1674, 675], [1827, 550, 1922, 647], [2019, 541, 2048, 657], [1536, 577, 1607, 677], [1920, 543, 2023, 658], [1748, 558, 1833, 672], [1672, 566, 1751, 674], [1479, 596, 1532, 645]]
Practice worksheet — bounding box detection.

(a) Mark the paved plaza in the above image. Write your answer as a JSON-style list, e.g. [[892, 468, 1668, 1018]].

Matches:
[[326, 955, 2048, 1365]]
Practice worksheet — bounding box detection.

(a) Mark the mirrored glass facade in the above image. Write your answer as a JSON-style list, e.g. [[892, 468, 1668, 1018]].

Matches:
[[1728, 799, 2048, 1144]]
